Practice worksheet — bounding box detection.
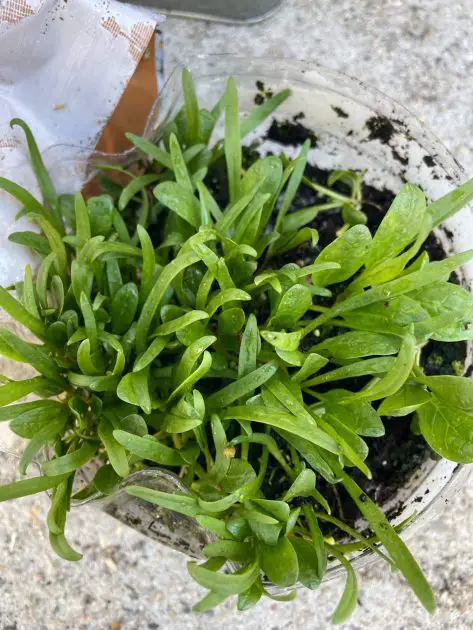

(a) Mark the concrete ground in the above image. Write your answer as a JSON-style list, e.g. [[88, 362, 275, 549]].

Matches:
[[3, 0, 473, 628]]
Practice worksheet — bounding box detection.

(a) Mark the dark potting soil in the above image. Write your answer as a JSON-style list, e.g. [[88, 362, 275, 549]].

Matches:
[[203, 106, 467, 529]]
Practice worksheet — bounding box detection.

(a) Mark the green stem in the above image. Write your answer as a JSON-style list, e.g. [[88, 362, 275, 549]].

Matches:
[[314, 512, 396, 569]]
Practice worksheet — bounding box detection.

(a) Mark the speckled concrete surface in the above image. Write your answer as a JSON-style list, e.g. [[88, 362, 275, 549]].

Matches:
[[3, 1, 473, 628]]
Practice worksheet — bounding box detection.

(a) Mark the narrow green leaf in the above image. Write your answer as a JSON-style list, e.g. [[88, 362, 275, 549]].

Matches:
[[8, 231, 50, 257], [125, 133, 172, 169], [10, 118, 59, 218], [260, 537, 299, 587], [114, 430, 183, 466], [225, 405, 339, 454], [118, 174, 159, 211], [29, 214, 67, 282], [98, 418, 129, 477], [428, 176, 473, 227], [136, 250, 199, 352], [315, 331, 401, 360], [153, 310, 209, 337], [0, 473, 69, 502], [111, 282, 139, 335], [224, 77, 242, 205], [137, 225, 155, 305], [329, 547, 359, 624], [240, 89, 291, 137], [49, 532, 82, 561], [366, 184, 426, 269], [80, 291, 97, 351], [0, 329, 64, 384], [207, 362, 278, 409], [346, 333, 416, 403], [283, 469, 316, 502], [22, 264, 40, 318], [206, 288, 251, 317], [313, 225, 372, 287], [42, 441, 97, 476], [304, 357, 395, 388], [68, 373, 119, 392], [260, 330, 302, 352], [338, 465, 435, 614], [0, 287, 45, 338], [74, 192, 91, 244], [182, 68, 200, 144], [117, 369, 152, 415], [188, 560, 259, 597], [378, 381, 431, 417], [133, 336, 168, 372], [126, 485, 201, 516]]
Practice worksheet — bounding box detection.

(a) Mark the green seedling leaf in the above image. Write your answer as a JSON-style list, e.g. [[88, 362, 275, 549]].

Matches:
[[260, 330, 302, 352], [10, 118, 59, 215], [114, 431, 184, 466], [119, 174, 159, 211], [417, 401, 473, 463], [126, 486, 201, 516], [0, 287, 45, 338], [378, 381, 431, 417], [260, 537, 299, 588], [196, 515, 235, 540], [428, 176, 473, 227], [87, 195, 114, 236], [169, 133, 193, 192], [0, 329, 64, 384], [292, 353, 328, 383], [224, 77, 242, 205], [283, 469, 316, 502], [366, 183, 426, 269], [337, 464, 435, 614], [206, 288, 251, 317], [188, 560, 259, 597], [238, 314, 260, 378], [270, 284, 312, 328], [224, 405, 338, 455], [346, 333, 416, 404], [312, 225, 372, 286], [93, 464, 121, 495], [409, 282, 473, 342], [22, 264, 40, 318], [207, 362, 278, 410], [271, 140, 310, 251], [125, 133, 172, 169], [203, 540, 253, 562], [329, 547, 359, 624], [133, 336, 167, 372], [321, 390, 385, 437], [237, 581, 263, 611], [110, 282, 139, 335], [419, 375, 473, 412], [117, 369, 152, 415], [152, 310, 209, 337], [42, 441, 97, 476], [304, 357, 395, 388], [136, 250, 199, 352], [315, 331, 401, 360], [68, 373, 120, 392], [98, 418, 129, 477], [8, 231, 50, 257], [19, 416, 66, 475], [74, 192, 91, 244], [0, 473, 69, 502], [290, 537, 323, 589]]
